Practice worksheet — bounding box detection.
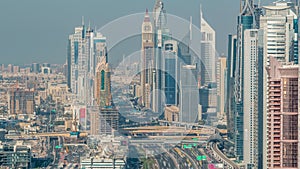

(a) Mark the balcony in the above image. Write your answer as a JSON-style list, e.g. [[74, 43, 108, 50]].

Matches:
[[269, 89, 281, 92], [273, 137, 280, 141], [268, 106, 280, 110], [269, 93, 281, 97], [273, 134, 281, 137], [273, 120, 281, 124]]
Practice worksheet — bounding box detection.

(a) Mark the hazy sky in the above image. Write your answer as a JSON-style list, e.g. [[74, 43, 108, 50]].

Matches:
[[0, 0, 274, 65]]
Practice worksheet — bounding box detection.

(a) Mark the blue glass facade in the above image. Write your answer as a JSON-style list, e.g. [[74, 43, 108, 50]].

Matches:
[[74, 41, 79, 65], [234, 14, 253, 162], [101, 70, 105, 90], [164, 58, 176, 105], [294, 19, 299, 64], [241, 15, 254, 30]]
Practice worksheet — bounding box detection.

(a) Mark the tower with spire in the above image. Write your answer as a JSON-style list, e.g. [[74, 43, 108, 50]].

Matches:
[[151, 0, 171, 113], [200, 8, 216, 86], [141, 9, 154, 109], [67, 18, 88, 103], [153, 0, 167, 30]]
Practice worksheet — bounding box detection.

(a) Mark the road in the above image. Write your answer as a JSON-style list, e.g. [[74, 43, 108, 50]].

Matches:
[[211, 142, 239, 169], [178, 147, 199, 169], [142, 144, 177, 169], [170, 147, 193, 169]]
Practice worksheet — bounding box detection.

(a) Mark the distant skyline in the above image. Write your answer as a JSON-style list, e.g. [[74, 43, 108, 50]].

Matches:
[[0, 0, 274, 64]]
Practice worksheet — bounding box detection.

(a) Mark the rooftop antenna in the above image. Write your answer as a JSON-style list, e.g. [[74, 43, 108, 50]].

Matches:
[[200, 3, 203, 20], [190, 16, 192, 42], [82, 16, 85, 26], [200, 3, 203, 31]]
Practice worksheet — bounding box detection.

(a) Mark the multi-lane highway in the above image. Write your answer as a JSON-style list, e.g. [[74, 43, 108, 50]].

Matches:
[[142, 144, 177, 169], [171, 147, 196, 169]]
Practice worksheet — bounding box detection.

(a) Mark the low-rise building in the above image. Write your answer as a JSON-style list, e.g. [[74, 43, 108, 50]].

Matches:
[[164, 105, 179, 122], [47, 83, 69, 104], [0, 141, 31, 169]]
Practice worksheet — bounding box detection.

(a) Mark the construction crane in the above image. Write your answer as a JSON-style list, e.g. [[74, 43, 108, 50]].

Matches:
[[65, 146, 69, 153], [71, 111, 79, 132]]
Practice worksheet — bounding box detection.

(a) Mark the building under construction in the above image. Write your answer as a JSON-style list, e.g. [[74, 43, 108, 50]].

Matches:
[[89, 106, 119, 136], [7, 88, 35, 114]]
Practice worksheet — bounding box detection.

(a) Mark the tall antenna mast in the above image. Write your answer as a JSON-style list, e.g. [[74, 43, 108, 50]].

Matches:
[[240, 0, 243, 13], [82, 16, 85, 26], [200, 4, 203, 20], [190, 16, 192, 42]]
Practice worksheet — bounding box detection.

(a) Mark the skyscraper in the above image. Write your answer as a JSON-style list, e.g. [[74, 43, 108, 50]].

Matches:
[[93, 52, 119, 135], [178, 16, 192, 66], [93, 33, 107, 75], [266, 57, 298, 168], [243, 29, 259, 168], [260, 2, 299, 168], [179, 64, 198, 123], [260, 1, 298, 64], [226, 35, 237, 140], [233, 0, 256, 163], [200, 13, 216, 86], [95, 60, 112, 108], [141, 9, 154, 109], [84, 27, 94, 106], [67, 20, 108, 105], [8, 88, 35, 114], [230, 1, 266, 168], [162, 40, 178, 105], [88, 32, 107, 106], [67, 22, 86, 99], [216, 56, 227, 120], [152, 0, 170, 113]]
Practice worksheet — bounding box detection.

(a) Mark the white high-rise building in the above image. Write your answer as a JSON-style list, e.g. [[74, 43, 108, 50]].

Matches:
[[260, 1, 297, 64], [216, 56, 227, 121], [200, 14, 216, 86], [243, 29, 259, 168], [68, 25, 86, 102], [260, 2, 299, 168]]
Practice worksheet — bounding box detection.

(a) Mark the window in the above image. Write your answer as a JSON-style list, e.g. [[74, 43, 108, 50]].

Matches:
[[101, 70, 105, 90]]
